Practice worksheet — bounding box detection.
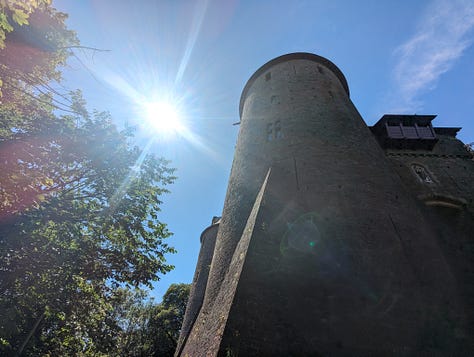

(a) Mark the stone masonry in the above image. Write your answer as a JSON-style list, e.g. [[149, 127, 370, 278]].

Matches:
[[176, 53, 474, 356]]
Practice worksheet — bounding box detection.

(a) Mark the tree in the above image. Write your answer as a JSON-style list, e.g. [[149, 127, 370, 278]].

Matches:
[[0, 2, 178, 355], [0, 0, 78, 105], [111, 283, 191, 357], [147, 283, 190, 356], [0, 96, 177, 354], [0, 0, 51, 49]]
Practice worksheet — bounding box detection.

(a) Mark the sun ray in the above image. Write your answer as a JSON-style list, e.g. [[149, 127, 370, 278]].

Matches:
[[107, 137, 155, 214], [175, 0, 209, 84], [179, 125, 221, 162]]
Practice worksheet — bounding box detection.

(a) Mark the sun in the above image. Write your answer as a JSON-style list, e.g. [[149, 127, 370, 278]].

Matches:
[[142, 100, 185, 136]]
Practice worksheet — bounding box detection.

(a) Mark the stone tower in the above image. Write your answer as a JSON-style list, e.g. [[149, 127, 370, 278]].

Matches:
[[176, 53, 474, 356]]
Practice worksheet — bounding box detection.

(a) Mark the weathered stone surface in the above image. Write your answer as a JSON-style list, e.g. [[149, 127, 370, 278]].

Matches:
[[177, 53, 474, 356], [175, 218, 220, 355]]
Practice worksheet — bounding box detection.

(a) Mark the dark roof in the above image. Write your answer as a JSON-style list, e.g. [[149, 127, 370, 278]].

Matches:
[[370, 114, 439, 150], [434, 127, 461, 137], [373, 114, 437, 127]]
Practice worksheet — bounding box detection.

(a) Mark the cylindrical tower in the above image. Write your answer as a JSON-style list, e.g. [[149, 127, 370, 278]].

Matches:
[[203, 53, 353, 307], [196, 53, 461, 355], [175, 217, 220, 356]]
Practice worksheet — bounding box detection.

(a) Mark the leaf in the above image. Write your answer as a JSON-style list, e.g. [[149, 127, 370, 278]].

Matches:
[[0, 12, 13, 32], [11, 9, 29, 26]]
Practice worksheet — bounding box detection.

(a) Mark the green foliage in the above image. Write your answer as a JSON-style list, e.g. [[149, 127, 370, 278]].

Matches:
[[0, 0, 47, 48], [85, 283, 191, 357], [0, 92, 177, 355], [148, 283, 191, 356], [0, 2, 182, 355], [0, 0, 78, 102]]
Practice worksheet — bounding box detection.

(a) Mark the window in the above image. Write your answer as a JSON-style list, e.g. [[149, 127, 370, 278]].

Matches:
[[267, 123, 273, 141], [386, 122, 403, 138], [266, 121, 283, 141], [275, 120, 282, 139], [411, 164, 435, 184], [385, 121, 435, 140], [415, 123, 435, 139]]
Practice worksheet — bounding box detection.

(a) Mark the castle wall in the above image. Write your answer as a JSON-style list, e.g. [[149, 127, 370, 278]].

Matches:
[[384, 134, 474, 347], [177, 53, 474, 356], [213, 54, 459, 355]]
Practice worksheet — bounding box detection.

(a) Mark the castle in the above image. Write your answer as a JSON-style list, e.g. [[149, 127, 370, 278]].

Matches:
[[176, 53, 474, 356]]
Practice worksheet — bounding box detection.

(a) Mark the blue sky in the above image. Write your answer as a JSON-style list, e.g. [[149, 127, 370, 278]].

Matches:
[[54, 0, 474, 299]]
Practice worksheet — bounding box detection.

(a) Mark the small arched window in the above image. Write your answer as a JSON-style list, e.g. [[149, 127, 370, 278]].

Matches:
[[411, 163, 435, 184], [266, 123, 273, 141], [275, 120, 282, 139], [266, 121, 283, 141]]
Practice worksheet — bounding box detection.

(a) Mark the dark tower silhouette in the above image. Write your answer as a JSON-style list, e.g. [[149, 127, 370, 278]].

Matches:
[[178, 217, 220, 350], [176, 53, 474, 356]]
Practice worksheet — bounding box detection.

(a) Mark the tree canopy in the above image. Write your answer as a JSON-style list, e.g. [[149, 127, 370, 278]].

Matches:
[[112, 283, 191, 357], [0, 1, 179, 355], [0, 0, 77, 104], [0, 94, 177, 355]]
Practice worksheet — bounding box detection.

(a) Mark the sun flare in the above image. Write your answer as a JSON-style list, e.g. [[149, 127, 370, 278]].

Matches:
[[142, 100, 184, 136]]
